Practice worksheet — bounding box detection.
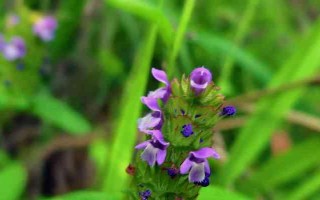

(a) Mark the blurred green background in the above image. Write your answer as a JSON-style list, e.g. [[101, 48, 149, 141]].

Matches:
[[0, 0, 320, 199]]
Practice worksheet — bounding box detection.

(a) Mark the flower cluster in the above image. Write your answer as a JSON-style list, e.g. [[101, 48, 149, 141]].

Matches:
[[133, 67, 236, 199], [0, 15, 57, 62]]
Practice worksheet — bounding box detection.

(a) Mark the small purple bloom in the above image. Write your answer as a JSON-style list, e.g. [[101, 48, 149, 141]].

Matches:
[[146, 68, 171, 102], [138, 112, 162, 132], [180, 147, 220, 182], [141, 96, 161, 112], [33, 16, 57, 41], [181, 124, 194, 137], [167, 168, 179, 178], [220, 106, 236, 116], [135, 130, 169, 166], [2, 37, 26, 61], [139, 189, 151, 200], [0, 34, 5, 51], [190, 67, 212, 94]]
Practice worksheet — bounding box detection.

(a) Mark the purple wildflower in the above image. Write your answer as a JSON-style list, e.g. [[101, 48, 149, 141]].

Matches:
[[139, 189, 151, 200], [2, 37, 26, 61], [220, 106, 236, 116], [167, 168, 179, 178], [181, 124, 194, 137], [190, 67, 212, 94], [180, 147, 220, 182], [146, 68, 171, 102], [138, 112, 162, 132], [33, 16, 57, 41], [135, 130, 169, 166], [0, 34, 5, 51]]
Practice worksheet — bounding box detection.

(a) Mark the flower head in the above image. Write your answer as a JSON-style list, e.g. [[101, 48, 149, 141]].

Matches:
[[180, 147, 220, 183], [139, 189, 151, 200], [33, 16, 57, 41], [181, 124, 194, 137], [190, 67, 212, 94], [220, 106, 236, 116], [135, 130, 169, 166], [2, 36, 26, 61], [145, 68, 171, 102], [0, 34, 5, 51]]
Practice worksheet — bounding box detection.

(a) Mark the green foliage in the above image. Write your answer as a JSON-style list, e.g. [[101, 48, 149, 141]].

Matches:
[[219, 20, 320, 186], [198, 186, 252, 200], [102, 19, 160, 198], [0, 162, 27, 200], [32, 91, 92, 134], [44, 191, 119, 200]]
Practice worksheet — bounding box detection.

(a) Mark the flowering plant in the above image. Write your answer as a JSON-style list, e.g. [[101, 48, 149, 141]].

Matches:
[[129, 67, 235, 199]]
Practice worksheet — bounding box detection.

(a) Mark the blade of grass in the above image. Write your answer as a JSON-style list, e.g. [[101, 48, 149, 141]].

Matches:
[[106, 0, 173, 46], [248, 138, 320, 191], [167, 0, 196, 78], [287, 170, 320, 200], [102, 4, 161, 197], [198, 185, 252, 200], [192, 31, 272, 83], [218, 0, 261, 94], [219, 20, 320, 186]]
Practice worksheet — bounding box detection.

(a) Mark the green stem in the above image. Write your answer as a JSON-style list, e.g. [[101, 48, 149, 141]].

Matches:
[[218, 0, 260, 95], [167, 0, 196, 78]]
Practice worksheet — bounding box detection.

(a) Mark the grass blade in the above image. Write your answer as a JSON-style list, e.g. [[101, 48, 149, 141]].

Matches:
[[248, 138, 320, 191], [219, 20, 320, 186], [198, 185, 252, 200], [102, 16, 159, 199], [167, 0, 196, 77], [287, 170, 320, 200]]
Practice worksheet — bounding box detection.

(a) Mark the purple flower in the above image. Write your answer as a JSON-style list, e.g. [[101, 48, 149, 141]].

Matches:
[[190, 67, 212, 94], [194, 172, 210, 187], [138, 112, 162, 132], [33, 16, 57, 41], [167, 168, 179, 178], [180, 147, 220, 182], [146, 68, 171, 102], [135, 130, 169, 166], [139, 189, 151, 200], [220, 106, 236, 116], [181, 124, 194, 137], [2, 37, 26, 61], [0, 34, 5, 51]]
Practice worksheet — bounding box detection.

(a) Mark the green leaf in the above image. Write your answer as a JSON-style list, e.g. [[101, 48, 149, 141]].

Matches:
[[249, 138, 320, 190], [198, 186, 252, 200], [102, 19, 159, 198], [219, 20, 320, 186], [45, 191, 119, 200], [287, 170, 320, 200], [0, 162, 27, 200], [106, 0, 173, 46], [32, 91, 91, 134], [192, 31, 272, 84]]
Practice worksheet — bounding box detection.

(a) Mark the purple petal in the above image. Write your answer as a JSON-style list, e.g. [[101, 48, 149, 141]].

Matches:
[[141, 144, 158, 166], [189, 163, 205, 182], [2, 37, 26, 61], [156, 149, 166, 165], [191, 147, 220, 159], [150, 130, 169, 147], [152, 68, 169, 85], [135, 141, 150, 149], [33, 16, 57, 41], [180, 158, 192, 174], [138, 113, 161, 132], [204, 160, 211, 174], [141, 97, 160, 111], [190, 67, 212, 92], [147, 87, 167, 99]]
